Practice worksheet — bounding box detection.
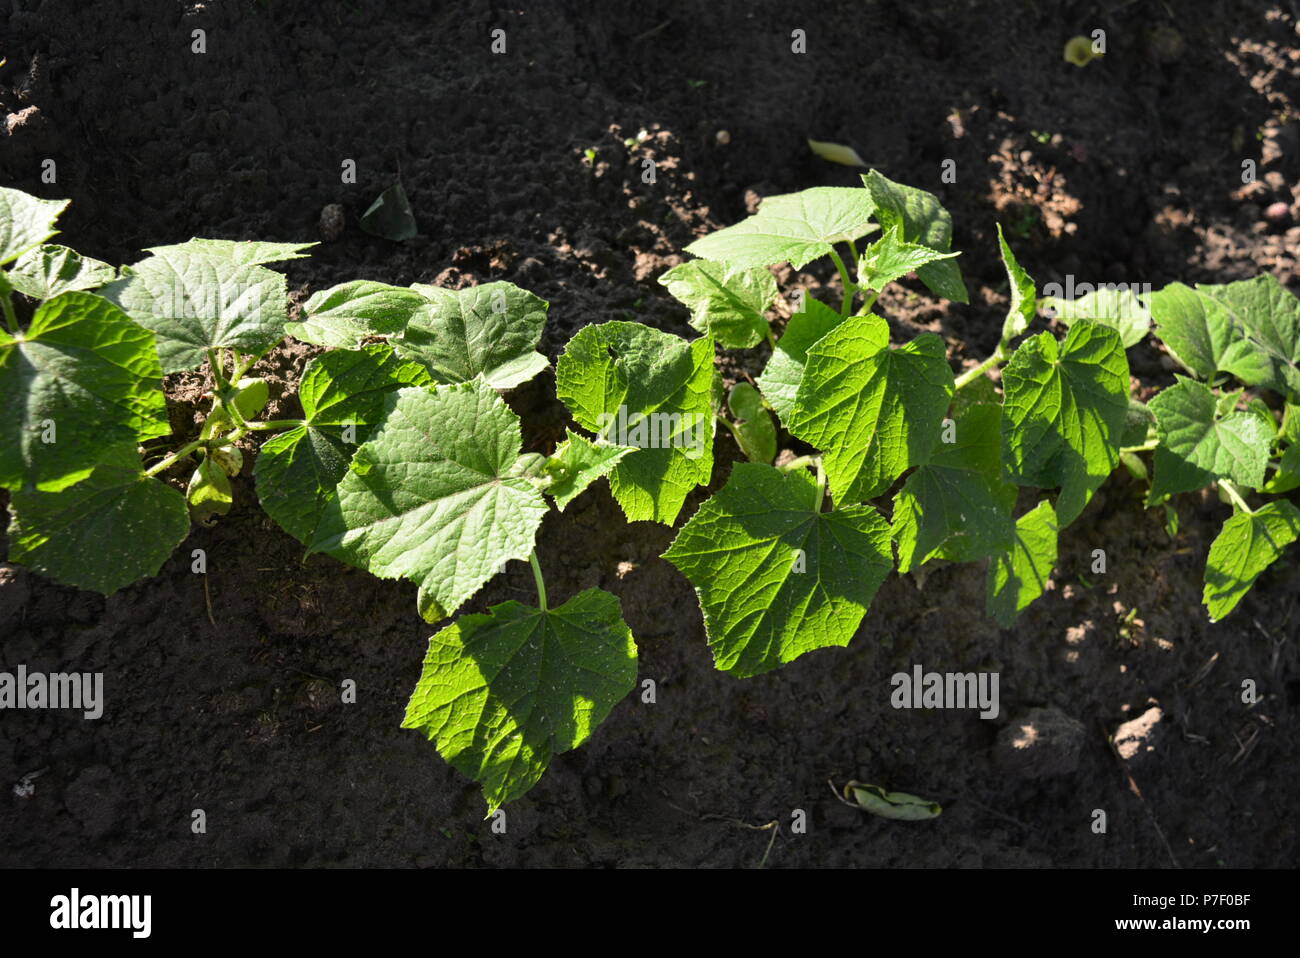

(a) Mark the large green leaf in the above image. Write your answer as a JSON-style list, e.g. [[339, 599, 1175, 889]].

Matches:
[[0, 291, 169, 492], [307, 380, 548, 622], [1043, 285, 1150, 349], [396, 281, 549, 389], [7, 443, 189, 594], [756, 295, 845, 427], [285, 280, 428, 348], [1147, 377, 1273, 501], [787, 314, 954, 504], [683, 186, 877, 270], [1203, 501, 1300, 621], [861, 170, 967, 303], [1149, 282, 1273, 388], [1001, 321, 1129, 526], [142, 238, 316, 266], [662, 463, 893, 677], [658, 259, 777, 349], [1198, 274, 1300, 395], [403, 588, 637, 814], [986, 500, 1058, 627], [0, 187, 69, 266], [255, 345, 431, 544], [892, 401, 1016, 572], [556, 321, 714, 524], [101, 247, 290, 373], [7, 244, 116, 299]]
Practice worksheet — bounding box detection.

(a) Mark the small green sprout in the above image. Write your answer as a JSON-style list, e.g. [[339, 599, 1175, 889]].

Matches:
[[1064, 35, 1103, 67]]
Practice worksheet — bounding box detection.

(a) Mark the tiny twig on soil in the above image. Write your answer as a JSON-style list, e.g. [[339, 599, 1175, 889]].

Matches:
[[202, 574, 215, 628], [700, 814, 781, 869]]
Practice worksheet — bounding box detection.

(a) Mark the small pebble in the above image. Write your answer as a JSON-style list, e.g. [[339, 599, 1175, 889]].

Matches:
[[319, 203, 345, 241], [1265, 201, 1290, 223], [715, 129, 731, 146], [1114, 706, 1164, 764]]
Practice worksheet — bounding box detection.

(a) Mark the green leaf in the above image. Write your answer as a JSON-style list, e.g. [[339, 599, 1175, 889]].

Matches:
[[1246, 397, 1276, 435], [255, 428, 350, 544], [807, 139, 868, 167], [0, 187, 69, 266], [727, 382, 777, 464], [658, 259, 777, 348], [861, 170, 967, 303], [286, 279, 428, 348], [396, 281, 549, 389], [308, 380, 548, 622], [142, 238, 316, 266], [1283, 402, 1300, 445], [1203, 501, 1300, 621], [6, 443, 189, 594], [843, 782, 942, 820], [1149, 282, 1273, 387], [1147, 377, 1273, 501], [359, 184, 417, 241], [1042, 285, 1151, 349], [663, 463, 893, 677], [0, 291, 170, 492], [892, 401, 1016, 572], [986, 500, 1058, 627], [7, 244, 117, 299], [1001, 321, 1130, 526], [402, 588, 637, 814], [556, 321, 714, 524], [300, 344, 433, 428], [1262, 442, 1300, 494], [541, 430, 633, 511], [1120, 399, 1157, 448], [787, 314, 954, 504], [756, 295, 845, 426], [101, 247, 290, 373], [683, 186, 877, 270], [254, 345, 432, 544], [1198, 274, 1300, 395], [856, 224, 960, 292], [996, 224, 1036, 345], [186, 456, 233, 524]]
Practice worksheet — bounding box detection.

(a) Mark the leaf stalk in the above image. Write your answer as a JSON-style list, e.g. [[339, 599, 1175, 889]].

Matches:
[[528, 550, 548, 611]]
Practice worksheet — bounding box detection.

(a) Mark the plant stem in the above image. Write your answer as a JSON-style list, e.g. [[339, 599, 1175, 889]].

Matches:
[[716, 411, 746, 447], [229, 352, 255, 380], [1120, 440, 1159, 454], [765, 327, 778, 350], [953, 348, 1005, 391], [814, 457, 828, 510], [856, 290, 879, 316], [241, 418, 305, 432], [778, 454, 818, 474], [142, 439, 206, 478], [528, 550, 548, 611], [1219, 478, 1254, 514], [207, 347, 251, 429], [0, 291, 18, 334], [828, 247, 855, 316], [207, 348, 231, 391]]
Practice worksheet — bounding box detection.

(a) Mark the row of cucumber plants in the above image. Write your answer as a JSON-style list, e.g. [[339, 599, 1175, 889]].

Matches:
[[1, 173, 1296, 812]]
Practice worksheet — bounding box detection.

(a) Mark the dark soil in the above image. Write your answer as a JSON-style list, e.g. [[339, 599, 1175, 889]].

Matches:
[[2, 0, 1299, 867]]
